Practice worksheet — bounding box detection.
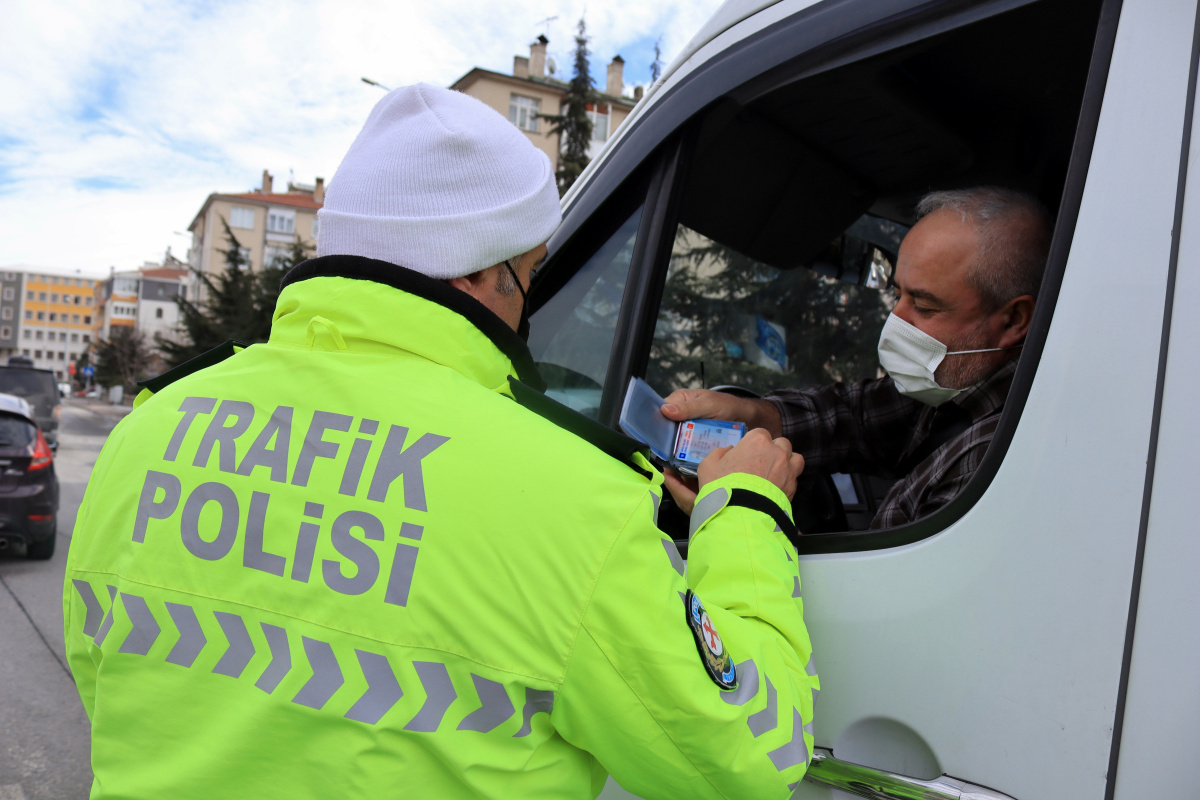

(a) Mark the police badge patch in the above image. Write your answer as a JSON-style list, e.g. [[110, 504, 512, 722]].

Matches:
[[684, 590, 737, 690]]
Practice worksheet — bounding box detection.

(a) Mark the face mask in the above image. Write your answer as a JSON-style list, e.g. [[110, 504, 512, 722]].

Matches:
[[876, 313, 1009, 407], [502, 259, 530, 341]]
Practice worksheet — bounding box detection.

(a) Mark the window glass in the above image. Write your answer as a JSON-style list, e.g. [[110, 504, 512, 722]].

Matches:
[[230, 207, 255, 229], [645, 217, 901, 399], [0, 415, 35, 448], [508, 95, 541, 132], [528, 206, 643, 417]]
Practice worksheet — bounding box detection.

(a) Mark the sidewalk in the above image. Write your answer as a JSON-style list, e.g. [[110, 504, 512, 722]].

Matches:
[[64, 397, 133, 419]]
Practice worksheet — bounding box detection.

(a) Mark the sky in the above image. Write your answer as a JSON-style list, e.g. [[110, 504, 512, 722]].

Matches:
[[0, 0, 725, 276]]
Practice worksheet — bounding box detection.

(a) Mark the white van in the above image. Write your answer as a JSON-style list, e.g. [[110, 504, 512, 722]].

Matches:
[[527, 0, 1198, 797]]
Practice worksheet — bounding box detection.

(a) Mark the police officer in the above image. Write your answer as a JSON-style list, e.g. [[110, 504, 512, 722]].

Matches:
[[64, 84, 818, 799]]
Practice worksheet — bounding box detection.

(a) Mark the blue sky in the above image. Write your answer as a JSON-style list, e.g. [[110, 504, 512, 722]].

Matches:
[[0, 0, 724, 275]]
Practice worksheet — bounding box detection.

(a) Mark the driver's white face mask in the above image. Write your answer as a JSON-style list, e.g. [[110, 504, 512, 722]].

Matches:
[[877, 313, 1007, 407]]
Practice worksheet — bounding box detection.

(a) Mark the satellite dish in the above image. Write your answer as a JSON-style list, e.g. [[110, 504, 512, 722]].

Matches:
[[547, 56, 557, 75]]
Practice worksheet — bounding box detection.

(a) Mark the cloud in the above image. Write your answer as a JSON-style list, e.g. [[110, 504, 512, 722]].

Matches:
[[0, 0, 723, 272]]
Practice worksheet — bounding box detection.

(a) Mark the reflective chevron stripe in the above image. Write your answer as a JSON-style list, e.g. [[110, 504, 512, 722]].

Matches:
[[661, 538, 685, 577], [720, 660, 759, 706], [117, 594, 160, 656], [344, 650, 402, 724], [72, 580, 103, 637], [164, 602, 206, 667], [256, 623, 291, 694], [747, 675, 777, 737], [405, 661, 456, 732], [93, 585, 118, 646], [458, 674, 515, 733], [514, 688, 554, 738], [767, 708, 810, 771], [292, 637, 343, 710], [212, 612, 254, 678]]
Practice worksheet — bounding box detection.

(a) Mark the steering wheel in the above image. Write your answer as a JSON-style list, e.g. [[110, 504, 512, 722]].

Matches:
[[710, 385, 849, 535]]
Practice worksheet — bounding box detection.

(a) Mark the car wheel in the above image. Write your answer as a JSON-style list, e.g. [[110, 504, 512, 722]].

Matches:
[[26, 521, 56, 560]]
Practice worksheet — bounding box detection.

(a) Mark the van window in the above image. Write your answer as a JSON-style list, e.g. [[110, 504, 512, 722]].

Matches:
[[646, 217, 902, 399], [529, 206, 643, 418]]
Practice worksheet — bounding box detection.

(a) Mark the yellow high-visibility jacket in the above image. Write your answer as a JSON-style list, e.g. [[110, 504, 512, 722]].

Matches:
[[64, 256, 818, 799]]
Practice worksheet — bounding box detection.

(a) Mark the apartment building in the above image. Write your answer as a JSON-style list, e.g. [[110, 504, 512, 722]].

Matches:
[[451, 36, 640, 168], [187, 171, 322, 297], [0, 265, 105, 379], [94, 262, 189, 376]]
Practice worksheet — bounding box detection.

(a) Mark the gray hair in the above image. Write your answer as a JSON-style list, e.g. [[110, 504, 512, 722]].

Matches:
[[915, 186, 1052, 310]]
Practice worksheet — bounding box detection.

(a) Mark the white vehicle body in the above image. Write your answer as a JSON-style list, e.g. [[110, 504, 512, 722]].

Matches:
[[532, 0, 1200, 798]]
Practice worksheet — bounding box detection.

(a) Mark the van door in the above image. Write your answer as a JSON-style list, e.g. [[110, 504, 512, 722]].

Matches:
[[529, 0, 1198, 797]]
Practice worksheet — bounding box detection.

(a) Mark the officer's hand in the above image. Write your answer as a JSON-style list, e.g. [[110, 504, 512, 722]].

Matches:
[[663, 469, 699, 515], [697, 428, 805, 501], [661, 389, 784, 439]]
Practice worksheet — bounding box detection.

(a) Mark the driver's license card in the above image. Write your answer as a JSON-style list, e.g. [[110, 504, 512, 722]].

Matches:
[[674, 418, 747, 465]]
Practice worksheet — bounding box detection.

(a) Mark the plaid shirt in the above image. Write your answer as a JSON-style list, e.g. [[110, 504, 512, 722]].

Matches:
[[765, 360, 1017, 529]]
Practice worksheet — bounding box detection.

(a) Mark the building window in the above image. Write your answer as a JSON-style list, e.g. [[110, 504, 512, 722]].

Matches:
[[74, 279, 82, 286], [83, 316, 91, 325], [0, 327, 10, 339], [33, 350, 41, 359], [22, 330, 30, 339], [48, 313, 56, 322], [57, 352, 65, 360], [69, 352, 76, 361], [82, 335, 90, 343], [73, 295, 81, 305], [230, 206, 256, 229], [2, 288, 12, 301], [86, 280, 93, 288], [587, 102, 610, 141], [70, 333, 79, 343], [85, 297, 93, 306], [25, 291, 33, 301], [49, 277, 58, 285], [509, 94, 541, 132], [23, 310, 31, 320], [72, 314, 80, 324], [35, 331, 43, 340], [36, 312, 44, 321], [4, 273, 13, 280], [267, 209, 295, 234], [51, 293, 59, 303], [38, 292, 46, 302], [1, 308, 10, 321], [155, 307, 163, 319]]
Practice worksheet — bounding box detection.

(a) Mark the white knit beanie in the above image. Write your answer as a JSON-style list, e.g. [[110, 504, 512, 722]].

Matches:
[[316, 83, 561, 278]]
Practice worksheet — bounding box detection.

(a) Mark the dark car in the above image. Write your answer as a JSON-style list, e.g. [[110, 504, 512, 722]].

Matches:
[[0, 358, 62, 443], [0, 393, 59, 559]]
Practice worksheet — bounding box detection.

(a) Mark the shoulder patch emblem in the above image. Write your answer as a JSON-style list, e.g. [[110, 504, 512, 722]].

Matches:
[[685, 590, 737, 690]]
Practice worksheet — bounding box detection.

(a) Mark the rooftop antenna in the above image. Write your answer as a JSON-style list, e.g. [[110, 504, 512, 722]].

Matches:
[[536, 15, 558, 38]]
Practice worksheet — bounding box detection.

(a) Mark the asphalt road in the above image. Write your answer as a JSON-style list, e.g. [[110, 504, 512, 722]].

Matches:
[[0, 400, 129, 800]]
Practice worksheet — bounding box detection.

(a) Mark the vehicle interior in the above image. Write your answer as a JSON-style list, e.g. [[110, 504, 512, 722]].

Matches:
[[528, 0, 1108, 549]]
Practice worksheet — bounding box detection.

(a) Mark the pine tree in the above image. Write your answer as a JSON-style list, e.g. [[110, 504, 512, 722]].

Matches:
[[650, 37, 664, 83], [542, 17, 595, 194], [94, 326, 153, 399], [157, 218, 312, 368]]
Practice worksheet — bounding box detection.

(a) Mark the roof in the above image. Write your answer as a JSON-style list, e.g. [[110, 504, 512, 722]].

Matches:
[[0, 263, 108, 281], [140, 267, 189, 279], [222, 192, 323, 210], [450, 67, 636, 108], [189, 191, 322, 232]]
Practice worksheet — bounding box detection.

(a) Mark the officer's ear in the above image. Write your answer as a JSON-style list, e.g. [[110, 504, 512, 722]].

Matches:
[[445, 266, 497, 303]]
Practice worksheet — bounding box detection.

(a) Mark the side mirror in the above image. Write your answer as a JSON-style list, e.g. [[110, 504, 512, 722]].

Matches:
[[47, 439, 58, 454]]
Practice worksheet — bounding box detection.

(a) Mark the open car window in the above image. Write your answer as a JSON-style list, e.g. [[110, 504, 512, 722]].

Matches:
[[645, 216, 903, 400], [532, 0, 1107, 548]]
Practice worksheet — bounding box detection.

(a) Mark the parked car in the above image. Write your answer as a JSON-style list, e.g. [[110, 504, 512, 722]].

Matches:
[[0, 393, 59, 560], [530, 0, 1197, 798], [0, 358, 62, 443]]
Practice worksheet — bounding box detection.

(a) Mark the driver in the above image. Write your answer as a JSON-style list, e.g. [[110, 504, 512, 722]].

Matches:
[[662, 186, 1052, 528]]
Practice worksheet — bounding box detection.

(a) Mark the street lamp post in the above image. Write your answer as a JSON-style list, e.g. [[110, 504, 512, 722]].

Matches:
[[361, 77, 391, 91]]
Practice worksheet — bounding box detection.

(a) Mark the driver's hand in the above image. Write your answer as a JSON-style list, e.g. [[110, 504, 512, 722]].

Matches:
[[698, 428, 805, 502], [663, 469, 699, 515], [661, 389, 784, 438]]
